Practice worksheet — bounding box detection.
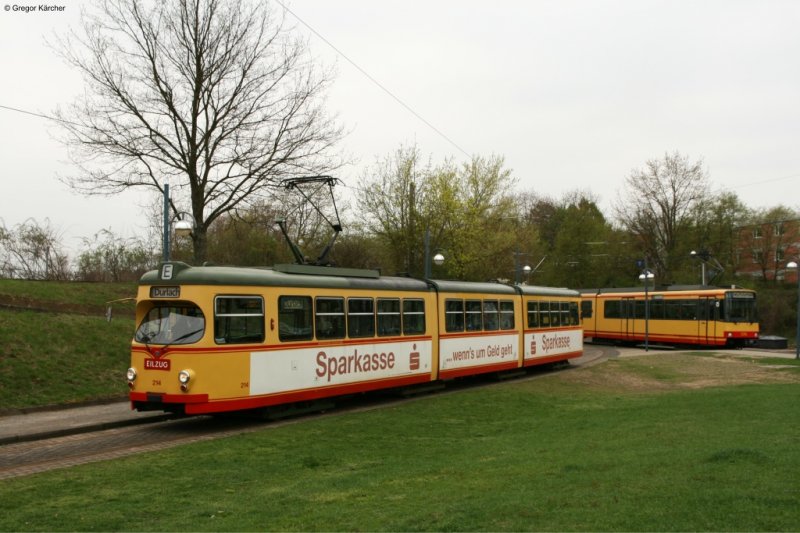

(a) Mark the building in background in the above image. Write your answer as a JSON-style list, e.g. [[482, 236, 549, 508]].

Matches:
[[735, 217, 800, 283]]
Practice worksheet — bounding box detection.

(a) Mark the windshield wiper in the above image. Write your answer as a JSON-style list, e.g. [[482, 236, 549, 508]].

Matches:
[[143, 328, 203, 357]]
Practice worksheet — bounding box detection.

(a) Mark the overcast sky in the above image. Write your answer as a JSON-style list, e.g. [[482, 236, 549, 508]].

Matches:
[[1, 0, 798, 255]]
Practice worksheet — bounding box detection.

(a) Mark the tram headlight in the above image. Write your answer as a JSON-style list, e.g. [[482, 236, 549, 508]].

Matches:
[[178, 369, 195, 392], [126, 367, 137, 390]]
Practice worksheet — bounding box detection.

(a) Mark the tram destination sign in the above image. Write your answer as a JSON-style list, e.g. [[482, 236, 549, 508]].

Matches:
[[150, 286, 181, 298]]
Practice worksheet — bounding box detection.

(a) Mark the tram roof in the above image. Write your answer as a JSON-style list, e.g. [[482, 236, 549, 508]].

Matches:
[[426, 279, 518, 295], [516, 285, 579, 297], [578, 285, 755, 295], [141, 262, 431, 292]]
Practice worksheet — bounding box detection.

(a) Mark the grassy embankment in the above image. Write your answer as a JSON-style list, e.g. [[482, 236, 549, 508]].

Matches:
[[0, 354, 799, 531], [0, 279, 137, 411]]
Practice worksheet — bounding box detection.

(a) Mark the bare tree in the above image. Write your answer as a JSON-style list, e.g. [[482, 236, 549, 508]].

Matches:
[[0, 219, 71, 280], [53, 0, 343, 263], [614, 151, 710, 281]]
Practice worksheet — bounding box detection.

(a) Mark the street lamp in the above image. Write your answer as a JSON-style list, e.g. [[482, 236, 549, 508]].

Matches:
[[512, 249, 532, 285], [690, 250, 708, 285], [174, 218, 194, 238], [787, 261, 800, 359], [424, 227, 445, 278], [639, 267, 655, 352]]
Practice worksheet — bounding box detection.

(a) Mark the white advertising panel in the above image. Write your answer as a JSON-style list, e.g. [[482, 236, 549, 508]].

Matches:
[[439, 333, 519, 371], [524, 329, 583, 360], [250, 340, 432, 395]]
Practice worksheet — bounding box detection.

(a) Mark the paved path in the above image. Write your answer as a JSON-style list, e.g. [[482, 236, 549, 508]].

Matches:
[[0, 402, 172, 445]]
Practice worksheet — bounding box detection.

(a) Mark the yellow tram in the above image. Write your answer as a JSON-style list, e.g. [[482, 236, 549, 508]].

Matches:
[[579, 286, 759, 347], [127, 262, 583, 415]]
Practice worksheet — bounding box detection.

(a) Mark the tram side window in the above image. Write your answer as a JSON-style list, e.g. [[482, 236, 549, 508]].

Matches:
[[698, 299, 712, 321], [682, 300, 698, 320], [550, 302, 561, 327], [466, 300, 482, 331], [559, 302, 570, 326], [445, 299, 465, 332], [348, 298, 375, 338], [569, 302, 579, 325], [483, 300, 499, 331], [278, 296, 313, 342], [403, 299, 426, 335], [581, 300, 592, 319], [500, 300, 515, 330], [316, 297, 345, 339], [527, 301, 539, 328], [214, 296, 264, 344], [377, 298, 401, 336], [650, 299, 665, 320], [540, 302, 551, 327], [604, 300, 621, 319], [665, 300, 680, 320]]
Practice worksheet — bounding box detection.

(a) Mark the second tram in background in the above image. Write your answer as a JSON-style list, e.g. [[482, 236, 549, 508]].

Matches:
[[579, 285, 759, 348]]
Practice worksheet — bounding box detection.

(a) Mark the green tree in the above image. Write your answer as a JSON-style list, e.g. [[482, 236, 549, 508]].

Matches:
[[357, 148, 518, 280], [357, 145, 430, 275], [686, 192, 752, 285], [437, 155, 518, 281]]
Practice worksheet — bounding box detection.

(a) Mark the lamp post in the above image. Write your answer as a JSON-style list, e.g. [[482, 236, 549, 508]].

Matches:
[[638, 261, 654, 351], [512, 249, 532, 285], [690, 249, 709, 285], [423, 228, 445, 278], [162, 181, 195, 263], [787, 261, 800, 359], [162, 184, 170, 262]]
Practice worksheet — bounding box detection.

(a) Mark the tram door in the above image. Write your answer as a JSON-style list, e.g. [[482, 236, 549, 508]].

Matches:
[[622, 297, 636, 341], [698, 297, 716, 346]]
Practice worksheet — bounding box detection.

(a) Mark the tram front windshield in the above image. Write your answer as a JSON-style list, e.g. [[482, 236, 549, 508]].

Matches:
[[135, 304, 205, 345], [722, 292, 757, 323]]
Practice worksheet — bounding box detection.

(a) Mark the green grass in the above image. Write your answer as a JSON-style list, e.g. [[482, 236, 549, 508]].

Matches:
[[0, 279, 136, 308], [0, 309, 134, 409], [0, 280, 137, 410], [0, 359, 798, 531]]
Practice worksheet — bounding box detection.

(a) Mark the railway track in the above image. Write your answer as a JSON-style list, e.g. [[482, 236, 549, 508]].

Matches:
[[0, 346, 607, 480]]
